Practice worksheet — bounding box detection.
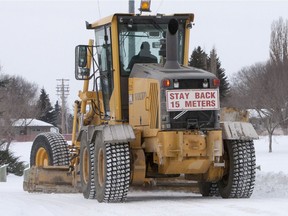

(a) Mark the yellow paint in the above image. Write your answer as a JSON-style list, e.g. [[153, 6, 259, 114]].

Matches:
[[142, 130, 224, 178], [80, 39, 94, 114], [35, 147, 49, 167]]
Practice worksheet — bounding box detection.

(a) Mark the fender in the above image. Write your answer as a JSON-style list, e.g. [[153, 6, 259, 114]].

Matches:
[[220, 121, 259, 140], [83, 124, 135, 144]]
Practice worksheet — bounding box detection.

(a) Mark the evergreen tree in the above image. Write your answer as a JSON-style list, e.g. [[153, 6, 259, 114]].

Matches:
[[207, 48, 230, 101], [0, 150, 25, 176], [188, 46, 208, 70], [37, 88, 54, 124], [189, 46, 230, 102]]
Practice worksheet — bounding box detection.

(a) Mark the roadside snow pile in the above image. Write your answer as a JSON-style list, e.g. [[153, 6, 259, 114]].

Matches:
[[252, 136, 288, 198], [253, 171, 288, 198]]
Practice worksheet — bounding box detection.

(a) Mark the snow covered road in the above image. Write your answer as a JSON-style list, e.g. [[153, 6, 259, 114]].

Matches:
[[1, 136, 288, 216]]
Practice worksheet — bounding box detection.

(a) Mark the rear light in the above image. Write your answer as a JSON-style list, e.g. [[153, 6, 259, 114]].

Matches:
[[202, 79, 209, 88], [213, 79, 220, 87], [173, 80, 179, 88], [162, 79, 171, 87]]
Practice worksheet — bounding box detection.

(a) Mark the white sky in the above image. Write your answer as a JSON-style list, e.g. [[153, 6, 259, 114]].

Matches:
[[0, 0, 288, 109]]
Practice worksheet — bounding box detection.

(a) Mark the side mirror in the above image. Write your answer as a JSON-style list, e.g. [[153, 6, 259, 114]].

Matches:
[[78, 46, 87, 67], [75, 45, 91, 80]]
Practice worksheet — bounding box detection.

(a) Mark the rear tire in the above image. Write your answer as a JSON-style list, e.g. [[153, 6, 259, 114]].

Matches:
[[30, 132, 69, 166], [94, 133, 131, 203], [218, 140, 256, 198], [80, 131, 96, 199]]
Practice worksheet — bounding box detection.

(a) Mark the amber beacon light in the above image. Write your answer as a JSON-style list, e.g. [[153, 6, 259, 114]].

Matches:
[[139, 0, 151, 12]]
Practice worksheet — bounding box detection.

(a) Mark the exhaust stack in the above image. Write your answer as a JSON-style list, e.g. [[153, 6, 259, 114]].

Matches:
[[164, 19, 181, 69]]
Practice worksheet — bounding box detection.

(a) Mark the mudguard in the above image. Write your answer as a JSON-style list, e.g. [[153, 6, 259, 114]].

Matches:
[[220, 121, 259, 140], [84, 124, 135, 144], [102, 124, 135, 143]]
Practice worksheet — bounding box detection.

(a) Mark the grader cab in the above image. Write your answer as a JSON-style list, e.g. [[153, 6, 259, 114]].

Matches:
[[24, 2, 258, 203]]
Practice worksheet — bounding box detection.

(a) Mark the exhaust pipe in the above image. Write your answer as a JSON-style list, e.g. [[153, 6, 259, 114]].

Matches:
[[164, 19, 181, 69]]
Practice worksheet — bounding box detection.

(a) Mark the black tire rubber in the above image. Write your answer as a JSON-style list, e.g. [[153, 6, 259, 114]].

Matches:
[[80, 131, 96, 199], [199, 182, 219, 197], [94, 133, 131, 203], [30, 132, 69, 166], [218, 140, 256, 198]]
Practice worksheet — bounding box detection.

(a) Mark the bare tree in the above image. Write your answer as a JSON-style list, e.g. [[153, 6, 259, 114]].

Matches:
[[269, 17, 288, 132], [227, 17, 288, 152], [228, 61, 288, 152], [0, 74, 39, 149], [270, 17, 288, 65]]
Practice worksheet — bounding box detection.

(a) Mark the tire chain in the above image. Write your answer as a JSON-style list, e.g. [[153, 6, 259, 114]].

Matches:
[[208, 183, 219, 197], [103, 142, 130, 203], [230, 140, 256, 198], [88, 141, 96, 199], [42, 132, 70, 166]]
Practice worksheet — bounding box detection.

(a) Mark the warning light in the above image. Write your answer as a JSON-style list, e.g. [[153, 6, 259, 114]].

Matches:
[[213, 79, 220, 87], [162, 79, 171, 87], [139, 0, 151, 12]]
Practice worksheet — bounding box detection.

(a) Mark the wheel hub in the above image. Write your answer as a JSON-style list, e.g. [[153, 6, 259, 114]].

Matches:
[[35, 147, 49, 166]]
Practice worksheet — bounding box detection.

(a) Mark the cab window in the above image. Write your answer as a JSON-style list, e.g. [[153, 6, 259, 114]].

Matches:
[[94, 25, 113, 116], [118, 18, 185, 76]]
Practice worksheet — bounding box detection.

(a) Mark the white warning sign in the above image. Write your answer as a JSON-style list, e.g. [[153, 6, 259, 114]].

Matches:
[[166, 89, 220, 111]]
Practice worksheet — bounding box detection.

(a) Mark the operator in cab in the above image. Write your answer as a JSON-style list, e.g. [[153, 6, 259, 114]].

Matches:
[[127, 41, 158, 71]]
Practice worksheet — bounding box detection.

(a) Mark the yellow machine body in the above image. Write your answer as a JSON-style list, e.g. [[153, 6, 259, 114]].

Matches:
[[24, 7, 258, 202]]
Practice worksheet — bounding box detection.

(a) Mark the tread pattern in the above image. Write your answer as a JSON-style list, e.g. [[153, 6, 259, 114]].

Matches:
[[219, 140, 256, 198], [80, 132, 96, 199], [30, 132, 69, 166], [102, 142, 130, 203], [208, 183, 219, 197], [87, 141, 96, 199], [199, 182, 219, 197], [44, 132, 70, 166]]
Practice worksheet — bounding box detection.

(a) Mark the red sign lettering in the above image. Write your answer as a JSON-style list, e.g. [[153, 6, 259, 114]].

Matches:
[[166, 89, 219, 111]]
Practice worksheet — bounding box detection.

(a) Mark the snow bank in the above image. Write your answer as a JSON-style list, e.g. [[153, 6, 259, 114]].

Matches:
[[253, 171, 288, 198]]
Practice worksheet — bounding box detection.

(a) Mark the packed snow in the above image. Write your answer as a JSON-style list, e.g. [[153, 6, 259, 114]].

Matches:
[[1, 136, 288, 216]]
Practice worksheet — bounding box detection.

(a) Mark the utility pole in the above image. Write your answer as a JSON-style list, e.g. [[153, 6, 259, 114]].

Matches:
[[56, 79, 69, 134], [129, 0, 135, 13]]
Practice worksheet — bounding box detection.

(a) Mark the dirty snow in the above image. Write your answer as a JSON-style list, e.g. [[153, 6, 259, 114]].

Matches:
[[1, 136, 288, 216]]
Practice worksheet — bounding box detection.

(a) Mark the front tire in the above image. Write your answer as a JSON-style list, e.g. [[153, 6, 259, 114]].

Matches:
[[80, 131, 96, 199], [218, 140, 256, 198], [30, 132, 69, 166], [94, 133, 131, 203]]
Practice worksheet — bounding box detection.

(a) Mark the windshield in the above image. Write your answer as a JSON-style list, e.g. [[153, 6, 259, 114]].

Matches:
[[118, 18, 186, 76]]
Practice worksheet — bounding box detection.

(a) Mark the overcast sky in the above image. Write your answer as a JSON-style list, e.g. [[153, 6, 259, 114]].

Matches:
[[1, 0, 288, 109]]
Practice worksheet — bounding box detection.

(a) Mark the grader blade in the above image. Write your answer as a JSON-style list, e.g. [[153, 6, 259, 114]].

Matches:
[[23, 166, 80, 193]]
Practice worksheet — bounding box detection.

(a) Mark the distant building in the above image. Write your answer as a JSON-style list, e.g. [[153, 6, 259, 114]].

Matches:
[[12, 119, 58, 142]]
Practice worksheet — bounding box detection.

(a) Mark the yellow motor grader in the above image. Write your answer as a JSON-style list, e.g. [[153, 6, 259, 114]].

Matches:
[[23, 1, 258, 202]]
